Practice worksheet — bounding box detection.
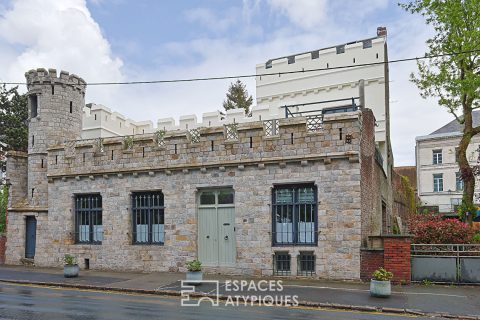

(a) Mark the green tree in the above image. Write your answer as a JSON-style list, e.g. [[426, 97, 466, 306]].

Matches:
[[400, 0, 480, 223], [0, 85, 28, 177], [222, 79, 253, 116], [0, 185, 8, 233]]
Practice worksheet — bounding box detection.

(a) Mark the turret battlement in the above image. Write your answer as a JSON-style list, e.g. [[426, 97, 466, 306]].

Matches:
[[25, 68, 86, 94]]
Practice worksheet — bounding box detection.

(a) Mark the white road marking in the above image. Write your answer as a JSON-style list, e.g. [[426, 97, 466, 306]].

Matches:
[[283, 284, 468, 298]]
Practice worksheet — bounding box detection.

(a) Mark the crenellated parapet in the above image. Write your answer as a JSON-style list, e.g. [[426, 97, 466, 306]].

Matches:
[[46, 110, 366, 180], [25, 68, 86, 95]]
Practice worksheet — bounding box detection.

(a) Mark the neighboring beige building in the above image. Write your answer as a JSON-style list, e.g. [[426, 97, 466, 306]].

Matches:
[[416, 111, 480, 215]]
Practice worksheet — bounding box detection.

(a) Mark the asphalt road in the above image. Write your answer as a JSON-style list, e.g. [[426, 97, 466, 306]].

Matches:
[[0, 283, 443, 320]]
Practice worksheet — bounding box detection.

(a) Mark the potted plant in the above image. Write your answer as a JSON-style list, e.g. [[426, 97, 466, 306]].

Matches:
[[63, 254, 79, 278], [185, 259, 202, 284], [370, 267, 393, 298]]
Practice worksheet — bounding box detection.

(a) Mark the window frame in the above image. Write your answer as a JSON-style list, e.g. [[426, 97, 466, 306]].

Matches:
[[131, 191, 165, 245], [271, 184, 318, 247], [432, 149, 443, 164], [29, 95, 38, 118], [273, 251, 291, 276], [74, 194, 103, 245], [297, 251, 315, 276], [433, 173, 444, 192], [456, 172, 464, 191]]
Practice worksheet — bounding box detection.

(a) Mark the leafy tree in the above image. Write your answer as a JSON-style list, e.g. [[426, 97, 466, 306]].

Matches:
[[400, 0, 480, 223], [222, 79, 253, 116], [0, 185, 8, 233], [0, 85, 28, 180]]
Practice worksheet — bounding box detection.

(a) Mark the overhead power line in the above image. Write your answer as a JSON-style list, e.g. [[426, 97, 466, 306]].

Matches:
[[1, 49, 479, 86]]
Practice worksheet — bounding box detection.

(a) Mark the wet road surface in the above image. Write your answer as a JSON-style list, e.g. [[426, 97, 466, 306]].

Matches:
[[0, 282, 443, 320]]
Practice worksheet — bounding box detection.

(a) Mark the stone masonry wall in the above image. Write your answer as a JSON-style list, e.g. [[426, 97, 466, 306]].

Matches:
[[6, 152, 28, 208], [26, 68, 85, 208], [7, 110, 374, 280]]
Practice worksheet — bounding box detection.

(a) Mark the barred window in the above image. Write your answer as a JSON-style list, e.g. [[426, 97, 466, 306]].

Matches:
[[298, 251, 315, 276], [75, 194, 103, 244], [132, 192, 165, 244], [273, 252, 291, 276], [272, 184, 317, 246]]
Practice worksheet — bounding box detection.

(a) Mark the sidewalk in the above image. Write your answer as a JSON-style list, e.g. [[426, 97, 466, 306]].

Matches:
[[0, 265, 479, 319]]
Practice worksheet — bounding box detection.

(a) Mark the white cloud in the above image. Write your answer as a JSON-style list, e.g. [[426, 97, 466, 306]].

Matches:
[[0, 0, 458, 167], [267, 0, 328, 29], [0, 0, 123, 105], [185, 7, 237, 33]]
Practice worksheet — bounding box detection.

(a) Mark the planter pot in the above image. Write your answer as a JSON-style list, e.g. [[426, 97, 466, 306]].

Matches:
[[185, 271, 203, 285], [370, 279, 391, 298], [64, 264, 80, 278]]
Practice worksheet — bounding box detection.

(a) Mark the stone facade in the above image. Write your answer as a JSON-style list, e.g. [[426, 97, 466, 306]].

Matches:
[[5, 68, 392, 280]]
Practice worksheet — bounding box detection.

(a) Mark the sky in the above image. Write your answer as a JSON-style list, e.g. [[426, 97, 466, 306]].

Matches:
[[0, 0, 455, 166]]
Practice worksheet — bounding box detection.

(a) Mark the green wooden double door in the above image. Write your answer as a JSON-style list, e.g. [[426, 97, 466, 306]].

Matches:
[[198, 189, 236, 267]]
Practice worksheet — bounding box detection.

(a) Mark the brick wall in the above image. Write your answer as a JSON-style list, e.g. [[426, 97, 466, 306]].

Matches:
[[0, 234, 6, 264], [383, 236, 411, 284], [360, 248, 384, 281]]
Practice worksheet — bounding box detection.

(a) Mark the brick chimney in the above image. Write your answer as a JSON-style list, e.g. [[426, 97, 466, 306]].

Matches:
[[377, 26, 387, 37]]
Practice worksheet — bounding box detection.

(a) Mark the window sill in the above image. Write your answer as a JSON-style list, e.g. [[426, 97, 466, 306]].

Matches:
[[272, 243, 317, 247], [131, 243, 165, 246]]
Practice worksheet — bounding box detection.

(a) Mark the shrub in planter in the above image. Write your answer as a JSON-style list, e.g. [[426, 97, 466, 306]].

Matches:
[[370, 268, 393, 298], [63, 254, 79, 278], [185, 259, 202, 284]]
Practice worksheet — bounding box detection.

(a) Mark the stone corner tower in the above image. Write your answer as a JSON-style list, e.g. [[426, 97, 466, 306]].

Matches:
[[25, 68, 86, 208]]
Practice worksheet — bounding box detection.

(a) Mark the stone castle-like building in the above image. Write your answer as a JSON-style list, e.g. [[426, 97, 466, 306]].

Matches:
[[4, 66, 393, 280]]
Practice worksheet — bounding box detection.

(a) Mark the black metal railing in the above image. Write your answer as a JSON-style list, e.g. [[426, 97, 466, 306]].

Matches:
[[282, 97, 360, 119]]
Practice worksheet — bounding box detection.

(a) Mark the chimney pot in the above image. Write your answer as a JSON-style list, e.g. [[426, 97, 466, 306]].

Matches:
[[377, 26, 387, 37]]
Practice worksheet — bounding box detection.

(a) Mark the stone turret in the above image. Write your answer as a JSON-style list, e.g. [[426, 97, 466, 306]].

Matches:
[[25, 68, 86, 208]]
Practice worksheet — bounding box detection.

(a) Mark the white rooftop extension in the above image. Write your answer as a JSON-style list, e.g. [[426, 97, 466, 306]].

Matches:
[[255, 27, 390, 164]]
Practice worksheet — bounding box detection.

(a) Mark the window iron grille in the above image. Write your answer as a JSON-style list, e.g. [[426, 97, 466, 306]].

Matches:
[[155, 130, 166, 147], [273, 252, 291, 276], [225, 124, 238, 140], [272, 185, 317, 246], [132, 192, 165, 245], [345, 134, 352, 144], [264, 119, 279, 137], [298, 251, 315, 276], [75, 194, 103, 244], [95, 138, 105, 153], [188, 128, 201, 143], [306, 115, 323, 132]]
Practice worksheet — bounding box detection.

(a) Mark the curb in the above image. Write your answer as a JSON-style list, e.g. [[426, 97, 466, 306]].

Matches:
[[0, 279, 478, 319]]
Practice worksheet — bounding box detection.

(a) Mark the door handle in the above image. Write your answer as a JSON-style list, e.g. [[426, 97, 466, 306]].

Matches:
[[224, 235, 228, 240]]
